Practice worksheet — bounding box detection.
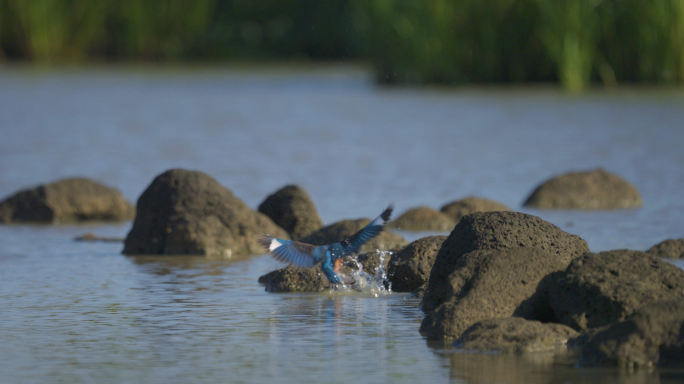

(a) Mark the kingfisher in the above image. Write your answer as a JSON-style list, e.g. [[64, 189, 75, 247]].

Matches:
[[259, 205, 393, 287]]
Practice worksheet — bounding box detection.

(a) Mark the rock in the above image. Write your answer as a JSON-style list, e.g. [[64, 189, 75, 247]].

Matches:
[[548, 250, 684, 331], [74, 232, 124, 242], [523, 168, 643, 209], [388, 236, 447, 292], [0, 177, 134, 224], [454, 317, 578, 353], [388, 206, 455, 231], [257, 185, 323, 240], [580, 299, 684, 368], [440, 196, 511, 223], [299, 218, 407, 253], [419, 247, 568, 340], [258, 250, 391, 292], [646, 239, 684, 259], [421, 211, 589, 312], [122, 169, 287, 257]]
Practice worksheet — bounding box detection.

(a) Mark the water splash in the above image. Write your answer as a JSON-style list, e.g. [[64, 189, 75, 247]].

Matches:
[[329, 250, 393, 297]]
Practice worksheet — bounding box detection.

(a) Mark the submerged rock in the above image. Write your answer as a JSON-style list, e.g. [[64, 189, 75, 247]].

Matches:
[[646, 238, 684, 259], [258, 250, 391, 292], [388, 236, 447, 292], [299, 218, 407, 253], [123, 169, 287, 257], [0, 177, 134, 224], [523, 168, 643, 209], [440, 196, 510, 224], [454, 317, 578, 353], [258, 185, 322, 240], [548, 250, 684, 331], [419, 247, 567, 340], [388, 206, 455, 231], [421, 211, 589, 312], [580, 299, 684, 368], [74, 232, 124, 242]]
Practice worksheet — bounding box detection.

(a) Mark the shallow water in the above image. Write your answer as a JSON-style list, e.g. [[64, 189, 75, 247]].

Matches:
[[1, 66, 684, 383]]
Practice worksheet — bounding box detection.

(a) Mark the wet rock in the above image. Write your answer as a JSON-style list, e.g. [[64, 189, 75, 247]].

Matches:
[[0, 177, 134, 224], [523, 168, 643, 209], [299, 218, 407, 253], [74, 232, 124, 242], [548, 250, 684, 331], [123, 169, 287, 257], [388, 206, 455, 231], [421, 211, 589, 312], [440, 197, 510, 223], [580, 299, 684, 368], [646, 238, 684, 259], [257, 185, 323, 240], [419, 247, 567, 340], [258, 250, 391, 292], [454, 317, 578, 353], [388, 236, 447, 292]]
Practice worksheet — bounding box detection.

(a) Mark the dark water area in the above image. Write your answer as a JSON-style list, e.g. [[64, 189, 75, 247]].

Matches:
[[1, 66, 684, 383]]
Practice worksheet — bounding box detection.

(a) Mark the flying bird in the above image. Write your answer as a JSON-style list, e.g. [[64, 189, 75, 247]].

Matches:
[[259, 205, 394, 287]]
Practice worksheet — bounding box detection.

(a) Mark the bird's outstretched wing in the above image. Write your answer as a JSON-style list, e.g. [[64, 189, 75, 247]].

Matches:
[[258, 235, 317, 268], [341, 204, 393, 253]]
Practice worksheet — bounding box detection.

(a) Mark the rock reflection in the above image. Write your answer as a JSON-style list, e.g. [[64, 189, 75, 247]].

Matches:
[[435, 345, 684, 384]]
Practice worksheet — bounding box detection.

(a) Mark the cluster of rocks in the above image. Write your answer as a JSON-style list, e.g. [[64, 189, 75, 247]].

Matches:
[[387, 210, 684, 368]]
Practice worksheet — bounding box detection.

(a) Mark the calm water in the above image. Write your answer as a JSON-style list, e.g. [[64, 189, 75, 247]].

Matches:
[[1, 66, 684, 384]]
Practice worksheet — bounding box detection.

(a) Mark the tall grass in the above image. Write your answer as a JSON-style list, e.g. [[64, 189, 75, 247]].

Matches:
[[0, 0, 682, 90]]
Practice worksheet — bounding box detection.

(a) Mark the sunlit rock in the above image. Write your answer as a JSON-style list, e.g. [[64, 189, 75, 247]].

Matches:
[[258, 185, 323, 240], [388, 235, 446, 292], [548, 250, 684, 331], [647, 238, 684, 259], [0, 177, 134, 224], [388, 206, 455, 231], [440, 196, 510, 224], [523, 168, 642, 209], [123, 168, 287, 257]]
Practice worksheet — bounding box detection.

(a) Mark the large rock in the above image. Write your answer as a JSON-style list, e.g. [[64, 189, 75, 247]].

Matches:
[[388, 206, 455, 231], [257, 185, 322, 240], [440, 196, 510, 223], [387, 236, 447, 292], [647, 239, 684, 259], [454, 317, 578, 353], [548, 250, 684, 331], [419, 247, 568, 340], [0, 177, 134, 224], [523, 168, 643, 209], [580, 299, 684, 368], [299, 218, 407, 253], [123, 169, 287, 257], [258, 250, 391, 292], [421, 211, 589, 312]]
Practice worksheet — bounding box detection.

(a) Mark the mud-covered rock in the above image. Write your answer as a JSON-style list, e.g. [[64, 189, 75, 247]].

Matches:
[[0, 177, 134, 223], [419, 247, 567, 340], [454, 317, 578, 353], [388, 236, 447, 292], [523, 168, 643, 209], [580, 299, 684, 368], [422, 211, 589, 312], [123, 169, 287, 257], [548, 250, 684, 331], [257, 185, 322, 240], [440, 197, 510, 223], [299, 218, 407, 253], [646, 239, 684, 259], [388, 206, 455, 231], [258, 250, 391, 292]]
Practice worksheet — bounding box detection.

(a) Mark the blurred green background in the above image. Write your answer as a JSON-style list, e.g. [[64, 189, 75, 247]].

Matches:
[[1, 0, 682, 91]]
